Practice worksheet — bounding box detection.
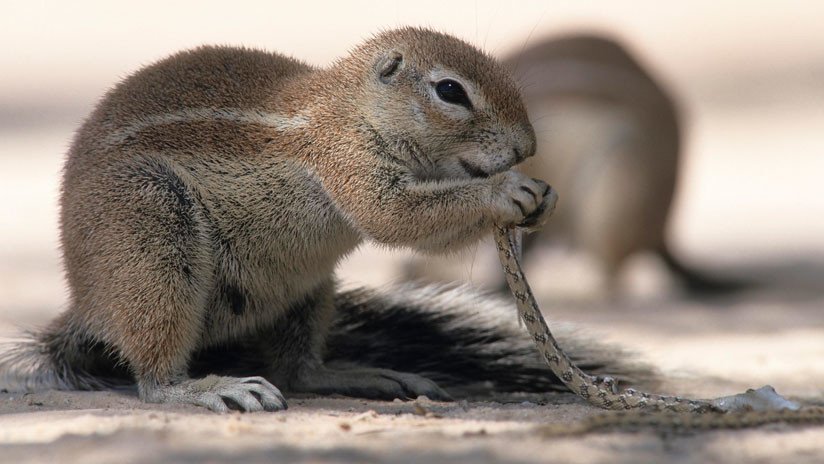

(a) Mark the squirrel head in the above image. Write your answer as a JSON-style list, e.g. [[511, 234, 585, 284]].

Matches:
[[341, 28, 536, 180]]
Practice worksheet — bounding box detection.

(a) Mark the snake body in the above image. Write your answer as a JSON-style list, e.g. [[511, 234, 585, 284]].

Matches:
[[493, 224, 824, 432], [493, 225, 714, 413]]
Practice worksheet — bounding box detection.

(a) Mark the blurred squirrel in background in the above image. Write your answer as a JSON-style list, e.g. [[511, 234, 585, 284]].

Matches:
[[405, 34, 746, 297]]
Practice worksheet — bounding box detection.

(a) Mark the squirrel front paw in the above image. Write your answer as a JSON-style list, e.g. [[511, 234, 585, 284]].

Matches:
[[492, 171, 558, 230]]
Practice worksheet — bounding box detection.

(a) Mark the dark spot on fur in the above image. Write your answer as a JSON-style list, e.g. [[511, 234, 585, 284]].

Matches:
[[225, 284, 247, 315]]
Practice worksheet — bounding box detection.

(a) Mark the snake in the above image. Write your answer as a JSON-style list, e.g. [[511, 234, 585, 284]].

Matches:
[[493, 224, 824, 433]]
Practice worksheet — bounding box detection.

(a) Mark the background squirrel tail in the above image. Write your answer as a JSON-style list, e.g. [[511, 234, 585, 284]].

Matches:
[[326, 283, 657, 396], [0, 314, 125, 392], [657, 243, 754, 296]]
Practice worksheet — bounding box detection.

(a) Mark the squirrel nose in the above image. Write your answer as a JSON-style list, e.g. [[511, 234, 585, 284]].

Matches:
[[513, 124, 537, 162]]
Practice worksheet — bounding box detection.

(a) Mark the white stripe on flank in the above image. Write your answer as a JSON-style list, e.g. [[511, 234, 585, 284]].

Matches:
[[103, 108, 310, 146]]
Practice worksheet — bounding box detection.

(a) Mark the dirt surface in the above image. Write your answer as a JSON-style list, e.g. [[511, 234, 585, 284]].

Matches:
[[2, 275, 824, 464], [1, 394, 822, 464]]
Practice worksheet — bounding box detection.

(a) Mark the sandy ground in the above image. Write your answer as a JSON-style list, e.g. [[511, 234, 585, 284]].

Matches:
[[2, 281, 824, 464]]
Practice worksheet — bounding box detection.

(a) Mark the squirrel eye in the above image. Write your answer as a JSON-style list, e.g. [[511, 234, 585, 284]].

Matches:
[[435, 79, 472, 109]]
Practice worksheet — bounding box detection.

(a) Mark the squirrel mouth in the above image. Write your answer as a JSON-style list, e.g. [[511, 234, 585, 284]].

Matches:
[[458, 158, 490, 179]]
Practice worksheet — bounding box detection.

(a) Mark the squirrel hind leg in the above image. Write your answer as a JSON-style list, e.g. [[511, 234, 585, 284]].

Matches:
[[290, 363, 452, 402], [235, 279, 453, 402], [62, 157, 284, 413]]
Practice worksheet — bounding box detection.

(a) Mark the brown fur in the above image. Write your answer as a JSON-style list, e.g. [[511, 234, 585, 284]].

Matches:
[[2, 28, 564, 411]]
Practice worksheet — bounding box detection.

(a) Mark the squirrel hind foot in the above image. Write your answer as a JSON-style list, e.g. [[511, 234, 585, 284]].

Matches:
[[140, 375, 287, 413], [291, 365, 453, 402]]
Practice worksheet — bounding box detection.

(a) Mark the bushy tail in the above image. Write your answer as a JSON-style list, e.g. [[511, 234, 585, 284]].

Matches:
[[326, 283, 657, 396], [3, 284, 656, 396], [0, 315, 127, 392]]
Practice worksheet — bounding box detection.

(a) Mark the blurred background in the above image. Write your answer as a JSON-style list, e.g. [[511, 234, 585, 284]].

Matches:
[[1, 0, 823, 362]]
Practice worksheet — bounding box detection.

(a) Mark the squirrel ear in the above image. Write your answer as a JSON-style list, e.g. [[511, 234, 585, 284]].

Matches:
[[377, 51, 403, 83]]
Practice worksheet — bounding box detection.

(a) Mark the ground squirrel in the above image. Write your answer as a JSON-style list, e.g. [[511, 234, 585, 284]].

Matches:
[[407, 33, 745, 295], [0, 28, 645, 412]]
